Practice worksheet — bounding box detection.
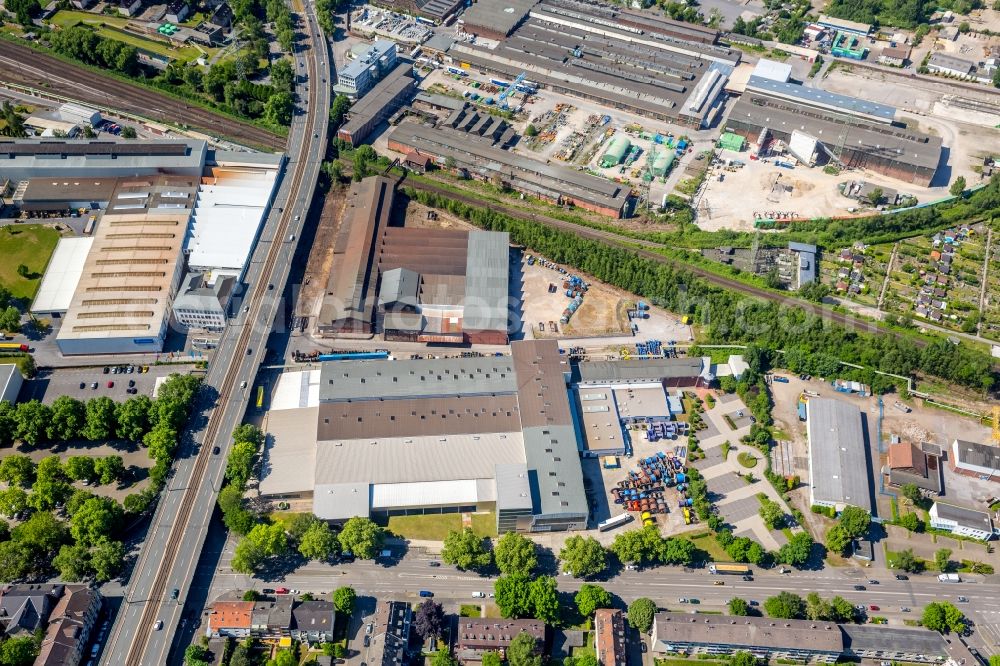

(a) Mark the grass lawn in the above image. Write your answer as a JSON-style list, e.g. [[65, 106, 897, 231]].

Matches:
[[384, 512, 497, 541], [459, 604, 481, 618], [680, 530, 729, 562], [771, 427, 791, 440], [49, 10, 210, 61], [0, 225, 60, 302], [737, 451, 758, 468]]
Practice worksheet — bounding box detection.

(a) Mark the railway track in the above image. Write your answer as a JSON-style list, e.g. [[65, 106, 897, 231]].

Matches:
[[0, 40, 284, 151], [401, 178, 922, 346], [113, 21, 321, 666]]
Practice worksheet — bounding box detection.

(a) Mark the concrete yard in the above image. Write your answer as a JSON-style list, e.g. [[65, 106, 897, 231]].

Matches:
[[519, 258, 632, 339], [18, 363, 194, 405]]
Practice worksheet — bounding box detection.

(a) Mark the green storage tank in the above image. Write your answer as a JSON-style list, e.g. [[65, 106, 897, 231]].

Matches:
[[651, 151, 675, 177], [718, 132, 746, 152], [600, 135, 631, 168]]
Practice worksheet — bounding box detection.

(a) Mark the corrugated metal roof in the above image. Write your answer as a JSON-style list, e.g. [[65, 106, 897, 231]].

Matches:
[[378, 267, 420, 308], [31, 237, 93, 314], [258, 407, 319, 496], [316, 395, 521, 440], [371, 479, 492, 509], [318, 355, 518, 402], [746, 76, 895, 123], [315, 433, 526, 485], [495, 463, 533, 511], [313, 482, 371, 521], [464, 231, 510, 333], [575, 357, 706, 384], [270, 369, 320, 411], [806, 398, 871, 511]]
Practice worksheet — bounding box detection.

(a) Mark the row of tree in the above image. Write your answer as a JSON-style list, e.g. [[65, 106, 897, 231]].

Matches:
[[405, 187, 999, 394]]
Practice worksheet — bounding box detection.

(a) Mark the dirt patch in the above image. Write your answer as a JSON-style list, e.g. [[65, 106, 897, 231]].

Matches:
[[296, 186, 347, 319], [520, 259, 632, 339], [400, 200, 475, 231]]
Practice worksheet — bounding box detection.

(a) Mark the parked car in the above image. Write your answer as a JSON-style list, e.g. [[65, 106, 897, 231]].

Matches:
[[262, 589, 275, 594], [274, 587, 289, 595], [91, 382, 98, 389], [80, 382, 86, 390], [103, 367, 110, 374], [472, 592, 486, 598], [895, 574, 909, 581], [869, 605, 880, 611], [213, 446, 221, 455], [154, 620, 163, 631], [107, 381, 114, 388], [419, 590, 434, 598], [428, 561, 440, 567]]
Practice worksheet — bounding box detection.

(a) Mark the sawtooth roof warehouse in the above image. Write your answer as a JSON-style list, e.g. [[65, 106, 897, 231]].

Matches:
[[257, 343, 715, 532]]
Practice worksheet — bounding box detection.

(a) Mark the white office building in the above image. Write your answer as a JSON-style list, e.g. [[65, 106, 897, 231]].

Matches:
[[929, 501, 996, 541]]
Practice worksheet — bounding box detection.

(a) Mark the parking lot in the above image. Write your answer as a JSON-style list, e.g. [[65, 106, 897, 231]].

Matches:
[[18, 363, 194, 404]]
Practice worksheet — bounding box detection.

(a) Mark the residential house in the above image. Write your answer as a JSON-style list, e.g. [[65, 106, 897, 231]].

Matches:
[[929, 501, 996, 540], [455, 618, 546, 661], [291, 600, 335, 643], [369, 600, 411, 666], [165, 0, 189, 22], [595, 609, 628, 666], [208, 601, 254, 638], [0, 585, 64, 638], [35, 587, 103, 666], [118, 0, 142, 15], [252, 596, 294, 640], [879, 45, 910, 66], [887, 441, 942, 494]]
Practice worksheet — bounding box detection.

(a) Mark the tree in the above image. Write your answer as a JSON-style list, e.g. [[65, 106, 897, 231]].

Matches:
[[70, 497, 122, 547], [900, 483, 923, 505], [15, 400, 51, 446], [121, 126, 137, 139], [507, 631, 543, 666], [0, 306, 21, 334], [628, 598, 656, 633], [528, 576, 560, 624], [0, 454, 35, 487], [922, 602, 966, 634], [185, 644, 212, 666], [0, 635, 39, 665], [12, 510, 67, 557], [27, 477, 72, 512], [83, 397, 116, 441], [482, 652, 502, 666], [48, 396, 86, 441], [144, 425, 178, 464], [264, 92, 294, 126], [115, 395, 151, 441], [494, 531, 537, 576], [0, 401, 16, 448], [776, 532, 813, 567], [494, 575, 532, 618], [298, 521, 339, 561], [337, 517, 383, 559], [728, 597, 750, 616], [895, 548, 922, 573], [935, 548, 953, 573], [270, 58, 294, 93], [730, 651, 759, 666], [432, 650, 459, 666], [330, 94, 352, 127], [0, 541, 31, 582], [94, 455, 126, 485], [829, 596, 857, 623], [0, 487, 28, 518], [950, 176, 967, 197], [53, 543, 91, 581], [866, 187, 883, 206], [413, 599, 445, 640], [333, 586, 356, 615], [442, 528, 491, 571], [270, 651, 298, 666], [806, 592, 832, 621], [524, 124, 538, 137], [898, 512, 923, 532], [824, 523, 851, 554], [559, 535, 607, 578], [64, 456, 97, 483], [575, 583, 612, 617], [838, 506, 870, 538], [763, 591, 805, 619]]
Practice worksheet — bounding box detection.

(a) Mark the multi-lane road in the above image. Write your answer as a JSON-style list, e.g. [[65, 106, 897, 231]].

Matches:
[[199, 542, 1000, 656], [98, 6, 330, 665]]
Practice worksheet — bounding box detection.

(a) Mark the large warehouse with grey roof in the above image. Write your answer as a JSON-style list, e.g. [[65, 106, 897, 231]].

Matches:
[[806, 398, 873, 513]]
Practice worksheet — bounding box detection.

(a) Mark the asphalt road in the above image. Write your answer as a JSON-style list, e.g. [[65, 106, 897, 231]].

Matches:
[[97, 9, 330, 665], [199, 541, 1000, 656]]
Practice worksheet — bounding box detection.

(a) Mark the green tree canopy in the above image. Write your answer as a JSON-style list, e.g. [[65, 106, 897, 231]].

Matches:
[[559, 535, 607, 578], [337, 517, 383, 559], [298, 521, 339, 561], [574, 583, 612, 617], [441, 528, 492, 571], [728, 598, 750, 616], [838, 506, 871, 538], [495, 575, 533, 619], [776, 532, 814, 566], [763, 591, 805, 619], [333, 586, 356, 615], [507, 631, 543, 666], [628, 598, 657, 633], [922, 602, 966, 634], [494, 531, 537, 576]]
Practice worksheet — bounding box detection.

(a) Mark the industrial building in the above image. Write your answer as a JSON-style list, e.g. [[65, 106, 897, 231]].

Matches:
[[652, 612, 976, 664], [927, 53, 975, 78], [372, 0, 465, 24], [951, 439, 1000, 480], [724, 91, 942, 185], [336, 63, 416, 145], [31, 237, 94, 317], [886, 441, 942, 495], [387, 121, 632, 217], [13, 178, 118, 215], [258, 340, 588, 532], [447, 0, 739, 125], [336, 39, 398, 98], [787, 242, 817, 286], [806, 398, 872, 513], [172, 270, 237, 332], [54, 176, 197, 355], [317, 176, 511, 343], [816, 14, 871, 36], [0, 140, 208, 181], [928, 501, 996, 541], [0, 365, 23, 404]]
